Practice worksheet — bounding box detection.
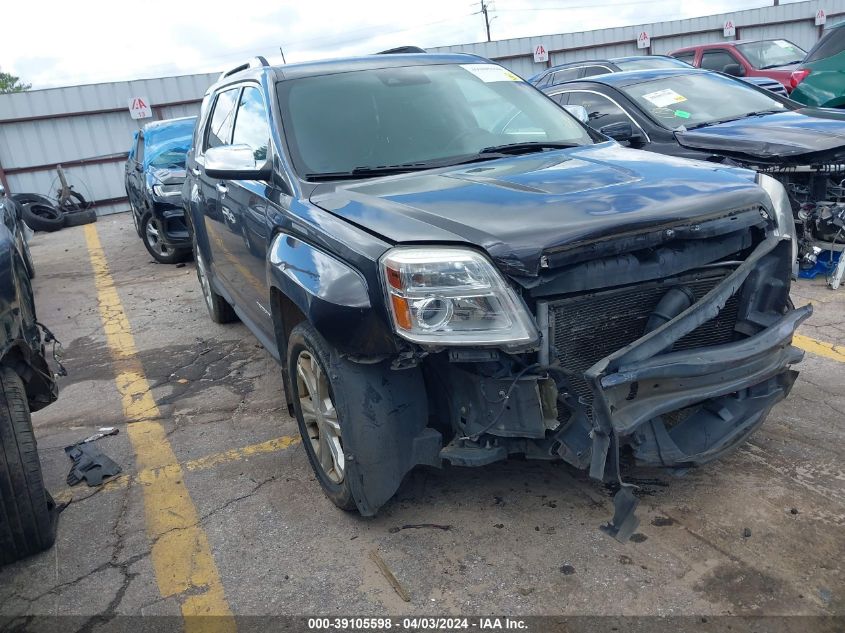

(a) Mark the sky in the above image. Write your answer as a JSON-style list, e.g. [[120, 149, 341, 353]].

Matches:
[[1, 0, 803, 89]]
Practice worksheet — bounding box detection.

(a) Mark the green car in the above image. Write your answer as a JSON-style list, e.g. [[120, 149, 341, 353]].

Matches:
[[790, 21, 845, 107]]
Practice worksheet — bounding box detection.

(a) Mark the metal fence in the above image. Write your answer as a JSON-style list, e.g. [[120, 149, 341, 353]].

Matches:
[[429, 0, 843, 81], [0, 73, 218, 216]]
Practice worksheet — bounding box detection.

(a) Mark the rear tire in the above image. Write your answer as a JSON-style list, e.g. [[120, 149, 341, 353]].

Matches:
[[0, 366, 58, 565], [21, 203, 64, 233], [193, 242, 237, 323]]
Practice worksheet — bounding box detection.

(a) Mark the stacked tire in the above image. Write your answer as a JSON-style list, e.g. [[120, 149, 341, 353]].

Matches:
[[12, 193, 97, 232]]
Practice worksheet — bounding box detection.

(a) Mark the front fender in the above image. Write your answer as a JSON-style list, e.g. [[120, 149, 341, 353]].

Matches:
[[268, 232, 399, 357]]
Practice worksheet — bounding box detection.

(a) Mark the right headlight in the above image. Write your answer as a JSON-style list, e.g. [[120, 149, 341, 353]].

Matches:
[[380, 246, 538, 348]]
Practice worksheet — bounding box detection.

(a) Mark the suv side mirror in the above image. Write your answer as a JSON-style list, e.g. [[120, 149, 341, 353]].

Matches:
[[563, 104, 590, 124], [723, 63, 746, 77], [600, 121, 642, 145], [205, 145, 272, 180]]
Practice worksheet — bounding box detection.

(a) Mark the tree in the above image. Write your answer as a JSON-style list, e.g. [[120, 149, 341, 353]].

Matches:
[[0, 71, 31, 94]]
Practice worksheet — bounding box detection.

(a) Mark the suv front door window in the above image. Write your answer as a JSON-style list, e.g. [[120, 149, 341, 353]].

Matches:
[[216, 85, 275, 335]]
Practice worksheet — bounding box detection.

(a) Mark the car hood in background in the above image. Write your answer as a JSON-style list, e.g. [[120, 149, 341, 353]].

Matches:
[[675, 108, 845, 164], [310, 143, 765, 277]]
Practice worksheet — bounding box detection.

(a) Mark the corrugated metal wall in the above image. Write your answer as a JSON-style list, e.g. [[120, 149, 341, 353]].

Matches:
[[430, 0, 842, 77], [0, 73, 218, 216]]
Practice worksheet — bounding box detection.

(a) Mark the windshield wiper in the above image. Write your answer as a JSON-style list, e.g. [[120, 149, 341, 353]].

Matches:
[[305, 164, 434, 181], [759, 62, 800, 69], [478, 141, 581, 155]]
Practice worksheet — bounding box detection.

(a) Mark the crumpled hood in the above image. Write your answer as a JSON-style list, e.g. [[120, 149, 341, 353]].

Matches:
[[149, 166, 187, 185], [675, 108, 845, 164], [310, 143, 766, 276]]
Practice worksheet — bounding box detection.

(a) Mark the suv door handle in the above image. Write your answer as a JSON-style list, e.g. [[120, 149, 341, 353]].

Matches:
[[216, 182, 228, 194]]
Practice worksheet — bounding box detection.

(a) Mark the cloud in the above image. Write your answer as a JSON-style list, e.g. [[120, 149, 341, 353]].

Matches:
[[0, 0, 791, 88]]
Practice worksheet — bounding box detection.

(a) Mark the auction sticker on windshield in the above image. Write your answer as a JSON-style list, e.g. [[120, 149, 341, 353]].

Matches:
[[461, 64, 523, 82], [642, 88, 687, 108]]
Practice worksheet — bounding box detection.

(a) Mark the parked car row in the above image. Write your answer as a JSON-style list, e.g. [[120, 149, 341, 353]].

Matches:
[[135, 52, 808, 540]]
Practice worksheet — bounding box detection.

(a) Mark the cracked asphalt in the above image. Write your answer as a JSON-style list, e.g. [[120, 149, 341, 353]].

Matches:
[[0, 213, 843, 623]]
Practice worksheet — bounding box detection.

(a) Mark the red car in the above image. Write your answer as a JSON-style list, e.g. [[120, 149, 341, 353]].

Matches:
[[669, 39, 806, 92]]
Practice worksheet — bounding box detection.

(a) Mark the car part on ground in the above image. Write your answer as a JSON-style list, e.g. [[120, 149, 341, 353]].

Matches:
[[20, 202, 64, 232], [62, 207, 98, 227], [184, 53, 805, 537], [125, 117, 196, 265], [64, 442, 122, 487]]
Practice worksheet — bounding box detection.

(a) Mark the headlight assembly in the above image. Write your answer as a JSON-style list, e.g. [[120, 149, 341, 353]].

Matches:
[[380, 247, 538, 348], [757, 173, 797, 266], [152, 183, 182, 198]]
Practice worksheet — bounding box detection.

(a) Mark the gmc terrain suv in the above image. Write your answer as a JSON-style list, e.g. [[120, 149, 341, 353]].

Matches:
[[183, 54, 808, 538]]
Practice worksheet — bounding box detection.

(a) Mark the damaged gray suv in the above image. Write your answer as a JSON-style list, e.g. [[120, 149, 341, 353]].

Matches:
[[183, 54, 808, 539]]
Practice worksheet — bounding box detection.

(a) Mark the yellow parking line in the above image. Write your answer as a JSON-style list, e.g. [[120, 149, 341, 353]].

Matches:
[[84, 224, 236, 630], [794, 333, 845, 364], [55, 435, 301, 505]]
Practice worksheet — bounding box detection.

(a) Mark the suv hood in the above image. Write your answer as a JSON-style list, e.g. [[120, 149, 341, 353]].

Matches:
[[675, 108, 845, 164], [310, 143, 765, 276]]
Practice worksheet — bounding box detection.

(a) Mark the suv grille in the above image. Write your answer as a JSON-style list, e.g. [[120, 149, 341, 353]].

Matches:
[[546, 269, 741, 409]]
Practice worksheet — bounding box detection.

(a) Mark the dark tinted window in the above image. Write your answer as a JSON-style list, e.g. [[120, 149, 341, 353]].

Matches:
[[805, 27, 845, 62], [136, 136, 145, 164], [672, 52, 696, 65], [548, 92, 569, 106], [700, 50, 739, 72], [232, 86, 270, 161], [549, 68, 582, 86], [204, 88, 240, 151], [565, 92, 630, 130], [581, 65, 613, 77]]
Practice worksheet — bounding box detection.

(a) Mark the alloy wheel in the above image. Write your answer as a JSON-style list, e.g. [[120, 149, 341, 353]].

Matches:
[[144, 219, 170, 257], [296, 350, 344, 484]]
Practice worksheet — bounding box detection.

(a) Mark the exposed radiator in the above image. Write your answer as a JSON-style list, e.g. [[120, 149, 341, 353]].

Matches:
[[544, 269, 742, 408]]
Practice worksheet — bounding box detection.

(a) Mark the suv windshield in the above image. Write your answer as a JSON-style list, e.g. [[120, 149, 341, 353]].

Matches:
[[737, 40, 805, 68], [145, 118, 195, 168], [277, 63, 594, 177], [622, 72, 787, 129], [614, 57, 691, 71]]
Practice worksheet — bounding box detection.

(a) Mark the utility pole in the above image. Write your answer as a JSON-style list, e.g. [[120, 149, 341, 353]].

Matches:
[[480, 1, 492, 42]]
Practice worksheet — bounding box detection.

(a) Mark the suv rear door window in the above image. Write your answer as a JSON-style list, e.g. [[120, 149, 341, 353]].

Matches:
[[805, 28, 845, 62], [204, 88, 240, 151], [549, 67, 582, 85], [700, 50, 739, 72], [232, 86, 271, 161], [581, 65, 613, 77]]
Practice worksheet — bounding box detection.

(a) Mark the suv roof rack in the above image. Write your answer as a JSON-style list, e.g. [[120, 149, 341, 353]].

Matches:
[[377, 46, 427, 54], [218, 56, 271, 81]]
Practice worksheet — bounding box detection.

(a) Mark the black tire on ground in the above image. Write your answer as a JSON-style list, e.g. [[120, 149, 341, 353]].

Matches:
[[287, 321, 357, 512], [0, 366, 58, 565], [141, 214, 189, 265], [193, 242, 237, 323], [11, 193, 54, 208], [20, 203, 64, 233], [63, 208, 97, 227], [56, 190, 88, 213]]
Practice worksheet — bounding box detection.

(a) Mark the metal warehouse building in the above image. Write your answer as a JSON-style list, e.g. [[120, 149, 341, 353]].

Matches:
[[0, 0, 841, 216]]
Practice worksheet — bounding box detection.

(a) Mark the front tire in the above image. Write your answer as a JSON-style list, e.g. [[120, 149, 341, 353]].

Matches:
[[141, 214, 188, 265], [288, 322, 356, 512], [0, 366, 58, 565]]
